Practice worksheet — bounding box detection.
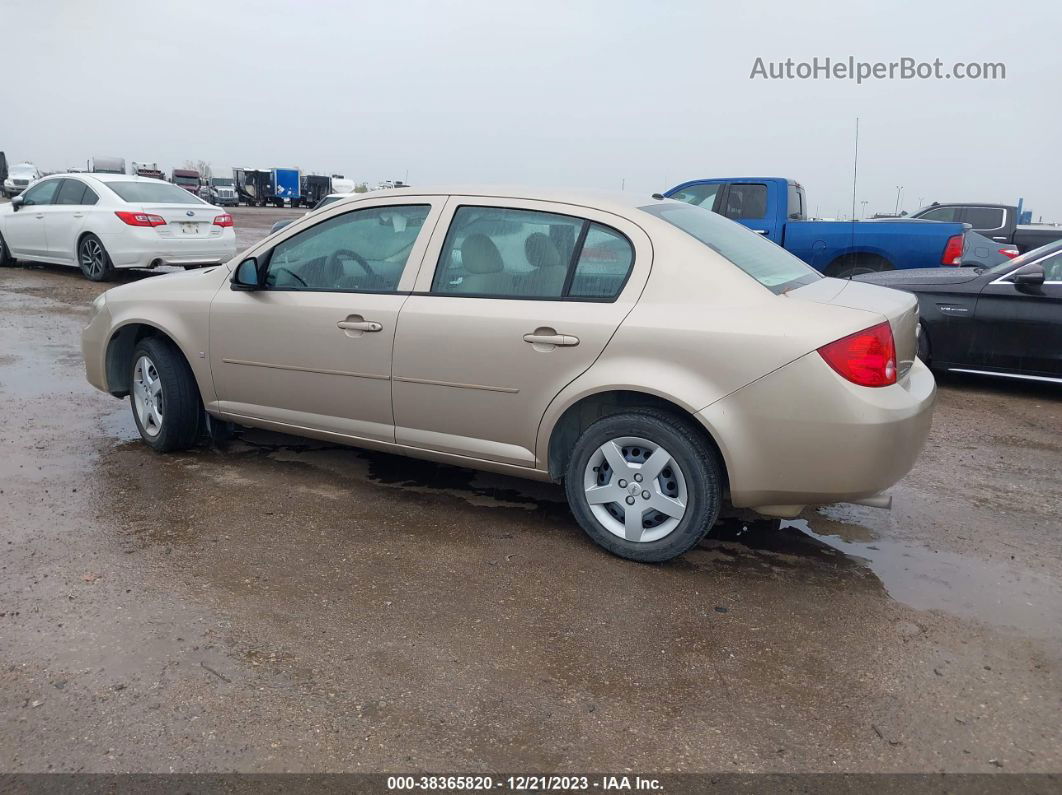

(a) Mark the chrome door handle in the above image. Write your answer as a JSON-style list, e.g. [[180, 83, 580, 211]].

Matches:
[[73, 213, 84, 218], [34, 213, 44, 219], [523, 332, 579, 347], [338, 319, 382, 332]]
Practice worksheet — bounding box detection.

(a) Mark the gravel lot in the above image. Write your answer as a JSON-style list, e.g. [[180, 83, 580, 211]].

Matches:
[[1, 207, 1060, 773]]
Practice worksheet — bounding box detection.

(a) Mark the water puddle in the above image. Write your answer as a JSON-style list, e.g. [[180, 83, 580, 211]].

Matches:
[[787, 513, 1062, 638]]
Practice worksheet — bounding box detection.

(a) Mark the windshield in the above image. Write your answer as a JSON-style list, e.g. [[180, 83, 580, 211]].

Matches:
[[11, 164, 37, 176], [212, 178, 233, 187], [107, 181, 206, 204], [640, 202, 821, 294], [983, 238, 1062, 276]]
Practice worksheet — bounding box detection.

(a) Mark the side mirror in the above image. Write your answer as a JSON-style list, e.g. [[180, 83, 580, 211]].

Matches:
[[10, 196, 24, 212], [230, 257, 261, 291], [1007, 263, 1045, 287]]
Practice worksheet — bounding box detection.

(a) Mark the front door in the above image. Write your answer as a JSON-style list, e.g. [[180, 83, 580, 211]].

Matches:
[[391, 198, 650, 467], [970, 250, 1062, 377], [6, 179, 60, 258], [210, 200, 441, 442]]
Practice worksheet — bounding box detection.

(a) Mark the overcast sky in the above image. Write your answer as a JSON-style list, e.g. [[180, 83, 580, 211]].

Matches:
[[4, 0, 1059, 219]]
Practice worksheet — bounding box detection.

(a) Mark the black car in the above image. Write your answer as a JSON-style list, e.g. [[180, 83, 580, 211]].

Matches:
[[855, 240, 1062, 384]]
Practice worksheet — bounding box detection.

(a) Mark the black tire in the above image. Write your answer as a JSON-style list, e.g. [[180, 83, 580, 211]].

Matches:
[[827, 254, 891, 279], [0, 231, 15, 267], [128, 337, 202, 452], [564, 409, 723, 563], [78, 234, 115, 282]]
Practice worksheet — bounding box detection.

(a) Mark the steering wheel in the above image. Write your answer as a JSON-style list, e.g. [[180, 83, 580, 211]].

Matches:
[[270, 266, 307, 287], [330, 248, 375, 276]]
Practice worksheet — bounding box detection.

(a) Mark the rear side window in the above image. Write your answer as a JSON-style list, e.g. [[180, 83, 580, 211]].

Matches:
[[964, 207, 1005, 230], [432, 206, 634, 301], [107, 181, 204, 204], [641, 202, 821, 294], [569, 224, 634, 299], [82, 186, 99, 206], [55, 180, 87, 205], [722, 183, 768, 220]]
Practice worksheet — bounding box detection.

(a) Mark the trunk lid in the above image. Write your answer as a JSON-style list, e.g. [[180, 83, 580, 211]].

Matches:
[[787, 277, 920, 379], [135, 204, 220, 238]]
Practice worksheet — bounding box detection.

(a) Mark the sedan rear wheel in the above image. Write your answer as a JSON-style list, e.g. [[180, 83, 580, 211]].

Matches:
[[78, 234, 115, 282], [565, 409, 723, 562]]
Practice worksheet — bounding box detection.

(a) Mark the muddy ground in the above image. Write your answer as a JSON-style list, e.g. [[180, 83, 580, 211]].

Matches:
[[0, 207, 1060, 773]]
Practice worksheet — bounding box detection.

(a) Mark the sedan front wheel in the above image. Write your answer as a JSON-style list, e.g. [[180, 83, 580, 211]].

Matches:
[[565, 409, 723, 562], [129, 337, 202, 452]]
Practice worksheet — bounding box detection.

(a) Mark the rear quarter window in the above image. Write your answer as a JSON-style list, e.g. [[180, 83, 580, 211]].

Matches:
[[641, 202, 821, 294]]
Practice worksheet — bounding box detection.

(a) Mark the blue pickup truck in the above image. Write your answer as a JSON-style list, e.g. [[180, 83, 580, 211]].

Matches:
[[664, 177, 967, 277]]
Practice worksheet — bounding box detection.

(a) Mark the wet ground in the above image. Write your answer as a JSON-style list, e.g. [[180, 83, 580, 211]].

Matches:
[[1, 207, 1060, 773]]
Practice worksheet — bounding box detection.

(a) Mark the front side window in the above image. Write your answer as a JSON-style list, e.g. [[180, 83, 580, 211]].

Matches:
[[265, 204, 429, 292], [55, 179, 88, 205], [432, 206, 634, 301], [107, 181, 205, 205], [20, 179, 60, 206], [722, 183, 768, 220], [1039, 252, 1062, 281], [669, 183, 721, 210], [641, 202, 821, 294], [964, 207, 1005, 230]]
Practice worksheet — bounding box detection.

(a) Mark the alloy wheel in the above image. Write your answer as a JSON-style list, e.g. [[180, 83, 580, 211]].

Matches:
[[80, 239, 106, 279], [132, 356, 164, 437], [582, 436, 688, 543]]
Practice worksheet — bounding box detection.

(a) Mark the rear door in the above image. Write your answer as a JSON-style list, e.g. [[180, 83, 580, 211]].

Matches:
[[47, 178, 98, 262], [5, 178, 60, 257], [718, 182, 775, 241], [391, 198, 650, 467], [961, 206, 1010, 243], [969, 251, 1062, 376]]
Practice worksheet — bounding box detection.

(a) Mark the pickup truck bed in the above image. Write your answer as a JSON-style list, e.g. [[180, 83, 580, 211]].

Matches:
[[666, 177, 967, 276]]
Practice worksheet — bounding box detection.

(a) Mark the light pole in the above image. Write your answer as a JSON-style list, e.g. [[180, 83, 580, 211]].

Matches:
[[894, 186, 904, 215], [860, 200, 868, 219]]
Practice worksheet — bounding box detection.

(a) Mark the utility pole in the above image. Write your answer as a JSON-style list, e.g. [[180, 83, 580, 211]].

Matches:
[[894, 186, 904, 215], [860, 200, 868, 219], [850, 117, 859, 225]]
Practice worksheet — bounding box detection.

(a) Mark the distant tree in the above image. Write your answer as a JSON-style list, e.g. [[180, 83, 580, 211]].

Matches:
[[353, 182, 369, 193], [184, 160, 212, 179]]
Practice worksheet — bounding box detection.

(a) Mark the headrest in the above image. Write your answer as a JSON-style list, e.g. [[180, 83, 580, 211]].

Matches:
[[524, 232, 563, 269], [461, 234, 503, 274]]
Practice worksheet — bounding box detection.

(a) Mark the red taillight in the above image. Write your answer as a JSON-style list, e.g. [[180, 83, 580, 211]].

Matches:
[[115, 210, 166, 227], [213, 214, 234, 228], [999, 247, 1019, 259], [818, 321, 897, 388], [941, 234, 964, 266]]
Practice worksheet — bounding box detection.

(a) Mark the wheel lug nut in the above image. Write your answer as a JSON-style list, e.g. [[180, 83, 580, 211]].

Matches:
[[625, 496, 636, 505], [618, 479, 627, 488], [634, 474, 643, 482], [642, 491, 651, 499]]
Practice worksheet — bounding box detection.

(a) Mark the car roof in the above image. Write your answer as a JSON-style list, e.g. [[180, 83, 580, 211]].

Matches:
[[326, 185, 673, 215]]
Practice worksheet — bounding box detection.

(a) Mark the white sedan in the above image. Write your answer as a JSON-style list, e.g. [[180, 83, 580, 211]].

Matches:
[[0, 173, 237, 281]]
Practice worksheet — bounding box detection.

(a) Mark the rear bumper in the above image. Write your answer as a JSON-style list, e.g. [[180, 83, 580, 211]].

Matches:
[[698, 353, 936, 512], [101, 228, 237, 270]]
